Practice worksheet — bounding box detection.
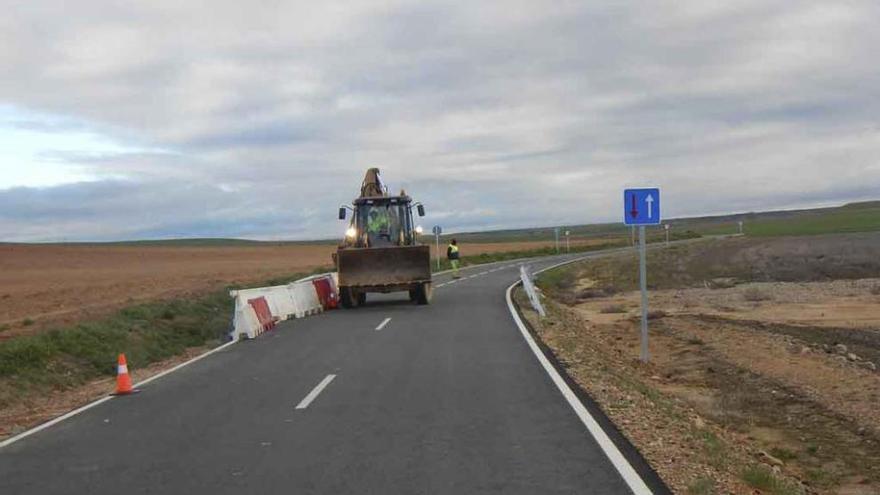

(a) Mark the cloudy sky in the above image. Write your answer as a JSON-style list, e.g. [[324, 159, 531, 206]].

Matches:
[[1, 1, 878, 241]]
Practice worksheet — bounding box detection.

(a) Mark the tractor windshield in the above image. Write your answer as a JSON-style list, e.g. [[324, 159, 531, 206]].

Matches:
[[357, 201, 413, 247]]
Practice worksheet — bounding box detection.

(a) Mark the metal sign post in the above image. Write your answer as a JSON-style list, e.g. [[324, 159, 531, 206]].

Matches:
[[738, 220, 744, 235], [554, 227, 560, 254], [565, 230, 570, 252], [664, 223, 670, 247], [432, 225, 442, 271], [624, 188, 661, 363], [638, 226, 648, 361]]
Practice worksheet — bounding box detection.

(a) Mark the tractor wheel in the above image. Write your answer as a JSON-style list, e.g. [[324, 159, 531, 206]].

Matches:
[[415, 282, 432, 305], [340, 287, 354, 308]]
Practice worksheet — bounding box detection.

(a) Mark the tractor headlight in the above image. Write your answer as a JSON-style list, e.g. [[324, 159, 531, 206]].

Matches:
[[415, 225, 424, 234], [345, 226, 357, 238]]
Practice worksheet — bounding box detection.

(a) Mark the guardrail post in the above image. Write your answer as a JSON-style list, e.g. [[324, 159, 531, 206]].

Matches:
[[520, 265, 546, 317]]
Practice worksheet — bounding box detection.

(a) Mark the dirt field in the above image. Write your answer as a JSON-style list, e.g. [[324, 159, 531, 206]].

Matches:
[[0, 243, 333, 337], [531, 233, 880, 494], [0, 240, 593, 338]]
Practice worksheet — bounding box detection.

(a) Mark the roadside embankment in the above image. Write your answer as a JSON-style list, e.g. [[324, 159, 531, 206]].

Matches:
[[518, 233, 880, 494]]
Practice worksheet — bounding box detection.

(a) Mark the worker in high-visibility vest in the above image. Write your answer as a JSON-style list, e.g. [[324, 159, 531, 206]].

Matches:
[[366, 208, 392, 247], [367, 209, 390, 235], [447, 239, 460, 278]]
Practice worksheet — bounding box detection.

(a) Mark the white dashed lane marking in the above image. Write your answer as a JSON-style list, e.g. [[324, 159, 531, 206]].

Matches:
[[375, 318, 392, 331], [295, 374, 336, 410]]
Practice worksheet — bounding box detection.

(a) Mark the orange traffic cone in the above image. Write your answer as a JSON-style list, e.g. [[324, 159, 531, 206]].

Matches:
[[113, 353, 137, 395]]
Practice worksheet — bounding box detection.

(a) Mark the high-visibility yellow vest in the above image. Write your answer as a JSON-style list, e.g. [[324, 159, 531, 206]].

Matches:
[[368, 215, 389, 233], [448, 244, 459, 260]]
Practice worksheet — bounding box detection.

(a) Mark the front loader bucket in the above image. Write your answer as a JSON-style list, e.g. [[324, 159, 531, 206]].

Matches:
[[337, 245, 431, 288]]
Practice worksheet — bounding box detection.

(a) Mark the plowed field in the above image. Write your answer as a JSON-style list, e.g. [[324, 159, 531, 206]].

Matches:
[[0, 240, 591, 337]]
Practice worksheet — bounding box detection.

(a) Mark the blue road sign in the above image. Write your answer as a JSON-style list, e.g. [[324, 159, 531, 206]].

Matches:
[[432, 225, 442, 235], [624, 188, 661, 225]]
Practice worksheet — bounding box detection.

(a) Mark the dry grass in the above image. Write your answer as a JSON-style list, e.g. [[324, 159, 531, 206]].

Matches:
[[599, 304, 628, 314], [741, 465, 801, 495], [647, 309, 668, 320], [562, 233, 880, 295], [742, 287, 773, 302]]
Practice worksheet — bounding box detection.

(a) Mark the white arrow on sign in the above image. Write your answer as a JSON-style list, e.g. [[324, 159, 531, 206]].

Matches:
[[645, 194, 655, 219]]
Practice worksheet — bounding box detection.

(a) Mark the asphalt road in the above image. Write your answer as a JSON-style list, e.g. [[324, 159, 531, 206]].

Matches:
[[1, 253, 658, 494]]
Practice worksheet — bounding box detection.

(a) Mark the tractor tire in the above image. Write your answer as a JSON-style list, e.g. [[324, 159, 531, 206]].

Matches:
[[340, 287, 354, 308], [415, 282, 432, 305]]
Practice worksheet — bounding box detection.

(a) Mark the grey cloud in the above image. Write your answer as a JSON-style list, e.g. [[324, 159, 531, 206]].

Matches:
[[0, 1, 878, 241], [183, 119, 326, 150]]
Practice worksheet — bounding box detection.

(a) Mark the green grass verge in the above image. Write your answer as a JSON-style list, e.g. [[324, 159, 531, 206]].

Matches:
[[743, 202, 880, 237], [0, 292, 230, 382]]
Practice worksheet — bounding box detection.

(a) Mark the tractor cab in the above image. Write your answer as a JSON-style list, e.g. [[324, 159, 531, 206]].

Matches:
[[340, 196, 425, 248]]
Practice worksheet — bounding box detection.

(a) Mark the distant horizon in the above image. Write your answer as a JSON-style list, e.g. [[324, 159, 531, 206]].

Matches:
[[4, 198, 875, 245]]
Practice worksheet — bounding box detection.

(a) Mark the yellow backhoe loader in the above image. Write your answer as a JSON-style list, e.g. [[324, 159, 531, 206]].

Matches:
[[334, 168, 432, 307]]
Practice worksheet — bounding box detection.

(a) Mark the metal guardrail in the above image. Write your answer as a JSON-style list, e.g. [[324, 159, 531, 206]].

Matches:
[[519, 264, 546, 317]]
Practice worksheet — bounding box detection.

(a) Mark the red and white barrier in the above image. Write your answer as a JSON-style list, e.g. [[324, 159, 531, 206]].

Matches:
[[288, 278, 323, 318], [229, 273, 339, 341], [230, 293, 266, 341]]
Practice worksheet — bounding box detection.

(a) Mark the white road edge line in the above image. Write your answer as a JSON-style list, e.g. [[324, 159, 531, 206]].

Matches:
[[375, 317, 392, 331], [295, 374, 337, 410], [505, 256, 653, 495], [0, 339, 238, 450]]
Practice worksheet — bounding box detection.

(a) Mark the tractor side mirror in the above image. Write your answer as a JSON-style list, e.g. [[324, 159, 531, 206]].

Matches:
[[417, 204, 425, 217], [338, 207, 347, 220]]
